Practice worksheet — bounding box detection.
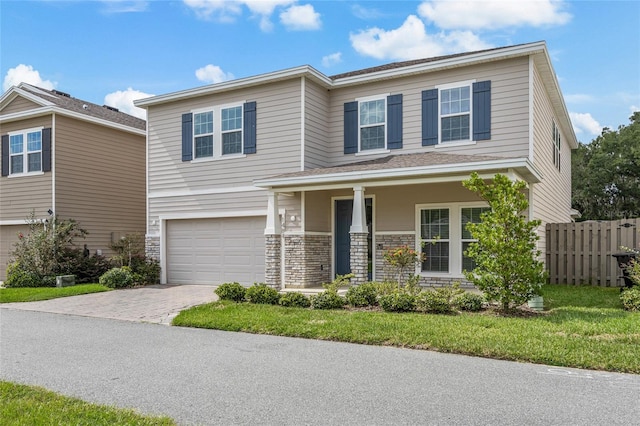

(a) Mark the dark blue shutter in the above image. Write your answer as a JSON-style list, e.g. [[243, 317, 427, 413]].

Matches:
[[422, 89, 438, 146], [473, 80, 491, 141], [243, 101, 257, 154], [344, 101, 358, 154], [42, 128, 51, 172], [387, 94, 403, 149], [1, 135, 8, 177], [181, 113, 193, 161]]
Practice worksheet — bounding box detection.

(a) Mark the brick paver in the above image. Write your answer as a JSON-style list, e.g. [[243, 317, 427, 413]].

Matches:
[[1, 285, 218, 324]]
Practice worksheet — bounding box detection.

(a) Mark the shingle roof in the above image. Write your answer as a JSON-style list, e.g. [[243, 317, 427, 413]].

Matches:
[[17, 83, 146, 131]]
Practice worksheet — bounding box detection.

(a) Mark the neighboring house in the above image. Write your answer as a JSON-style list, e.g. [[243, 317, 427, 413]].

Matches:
[[0, 83, 146, 280], [135, 41, 577, 288]]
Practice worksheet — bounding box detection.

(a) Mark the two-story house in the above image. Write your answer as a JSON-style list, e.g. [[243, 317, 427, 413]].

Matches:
[[0, 83, 146, 280], [135, 41, 577, 288]]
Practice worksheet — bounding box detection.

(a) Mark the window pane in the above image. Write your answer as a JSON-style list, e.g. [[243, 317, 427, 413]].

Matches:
[[222, 106, 242, 132], [441, 115, 470, 142], [360, 125, 385, 150], [9, 135, 23, 154], [28, 152, 41, 172], [27, 131, 41, 152], [10, 155, 23, 173], [360, 99, 385, 125], [194, 135, 213, 158], [222, 131, 242, 155], [461, 207, 489, 239], [194, 111, 213, 135], [420, 209, 449, 239], [422, 242, 449, 272], [462, 241, 476, 271]]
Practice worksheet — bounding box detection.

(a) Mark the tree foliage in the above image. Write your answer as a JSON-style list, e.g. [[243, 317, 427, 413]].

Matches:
[[572, 112, 640, 220], [462, 173, 546, 311]]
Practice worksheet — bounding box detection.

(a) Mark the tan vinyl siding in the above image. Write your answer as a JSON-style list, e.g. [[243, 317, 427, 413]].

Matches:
[[147, 79, 302, 197], [1, 96, 41, 115], [0, 224, 30, 281], [531, 60, 572, 255], [0, 116, 53, 221], [325, 56, 530, 166], [304, 79, 329, 169], [54, 115, 145, 255]]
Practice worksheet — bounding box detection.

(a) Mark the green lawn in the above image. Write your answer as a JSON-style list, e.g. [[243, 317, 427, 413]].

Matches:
[[0, 381, 175, 425], [173, 285, 640, 373], [0, 284, 110, 303]]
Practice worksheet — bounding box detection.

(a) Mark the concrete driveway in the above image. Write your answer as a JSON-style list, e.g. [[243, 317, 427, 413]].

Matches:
[[0, 284, 218, 324]]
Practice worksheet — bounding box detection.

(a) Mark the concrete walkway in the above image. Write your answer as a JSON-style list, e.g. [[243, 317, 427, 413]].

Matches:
[[1, 284, 218, 324]]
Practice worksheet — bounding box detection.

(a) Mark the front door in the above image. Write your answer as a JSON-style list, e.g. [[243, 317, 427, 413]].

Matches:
[[334, 198, 373, 278]]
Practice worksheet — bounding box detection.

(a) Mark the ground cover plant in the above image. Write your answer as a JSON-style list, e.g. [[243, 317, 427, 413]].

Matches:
[[173, 284, 640, 374], [0, 284, 110, 303], [0, 381, 175, 425]]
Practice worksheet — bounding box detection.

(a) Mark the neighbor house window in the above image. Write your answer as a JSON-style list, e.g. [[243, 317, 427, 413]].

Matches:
[[9, 129, 42, 175], [461, 207, 490, 271], [221, 106, 243, 155], [552, 121, 561, 171], [420, 208, 450, 272], [359, 97, 386, 151], [193, 111, 213, 159], [440, 85, 471, 143]]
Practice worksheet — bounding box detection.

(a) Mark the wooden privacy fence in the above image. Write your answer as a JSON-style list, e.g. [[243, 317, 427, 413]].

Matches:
[[546, 218, 639, 286]]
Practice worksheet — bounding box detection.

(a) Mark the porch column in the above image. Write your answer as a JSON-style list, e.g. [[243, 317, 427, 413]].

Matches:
[[264, 191, 282, 289], [350, 185, 368, 285]]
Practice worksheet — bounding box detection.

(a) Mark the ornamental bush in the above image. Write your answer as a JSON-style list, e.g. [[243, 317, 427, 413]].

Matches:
[[416, 290, 453, 314], [620, 287, 640, 311], [215, 282, 246, 302], [378, 292, 416, 313], [453, 292, 484, 312], [99, 267, 134, 288], [310, 292, 345, 310], [4, 262, 43, 288], [279, 292, 311, 308], [245, 283, 280, 305], [345, 282, 378, 307]]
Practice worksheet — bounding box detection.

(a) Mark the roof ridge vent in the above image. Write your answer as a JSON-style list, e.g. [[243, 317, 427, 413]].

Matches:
[[52, 89, 71, 98], [102, 105, 119, 112]]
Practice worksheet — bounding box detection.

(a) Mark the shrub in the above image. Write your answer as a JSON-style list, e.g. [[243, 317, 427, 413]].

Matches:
[[626, 258, 640, 287], [215, 282, 246, 302], [620, 287, 640, 311], [453, 292, 484, 312], [372, 281, 399, 297], [128, 255, 161, 285], [417, 290, 454, 314], [378, 292, 416, 313], [310, 292, 345, 310], [245, 283, 280, 305], [279, 292, 311, 308], [99, 267, 134, 289], [4, 262, 43, 288], [345, 282, 378, 307], [58, 248, 111, 284]]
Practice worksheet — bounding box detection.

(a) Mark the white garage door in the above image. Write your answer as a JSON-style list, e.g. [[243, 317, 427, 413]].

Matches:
[[166, 217, 266, 285]]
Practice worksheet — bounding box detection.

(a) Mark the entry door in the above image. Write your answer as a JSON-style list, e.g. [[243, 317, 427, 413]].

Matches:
[[334, 198, 373, 278]]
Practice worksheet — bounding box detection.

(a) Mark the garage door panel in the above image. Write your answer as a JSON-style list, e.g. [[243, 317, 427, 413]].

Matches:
[[167, 217, 265, 285]]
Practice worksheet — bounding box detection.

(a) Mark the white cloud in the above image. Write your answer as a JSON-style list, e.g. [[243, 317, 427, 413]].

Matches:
[[104, 88, 154, 119], [631, 105, 640, 113], [195, 64, 235, 84], [100, 1, 149, 13], [351, 4, 385, 20], [570, 112, 602, 136], [564, 94, 594, 104], [183, 0, 298, 31], [280, 4, 321, 30], [321, 52, 342, 68], [3, 64, 56, 92], [418, 0, 572, 30], [350, 15, 491, 61]]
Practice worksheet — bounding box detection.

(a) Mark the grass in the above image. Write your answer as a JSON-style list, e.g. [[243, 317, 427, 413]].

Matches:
[[173, 285, 640, 374], [0, 284, 111, 303], [0, 381, 175, 425]]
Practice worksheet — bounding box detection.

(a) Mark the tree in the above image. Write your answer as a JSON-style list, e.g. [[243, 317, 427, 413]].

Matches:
[[462, 173, 546, 311], [572, 112, 640, 220]]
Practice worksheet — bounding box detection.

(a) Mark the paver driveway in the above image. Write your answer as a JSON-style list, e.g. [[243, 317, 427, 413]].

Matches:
[[0, 284, 217, 324]]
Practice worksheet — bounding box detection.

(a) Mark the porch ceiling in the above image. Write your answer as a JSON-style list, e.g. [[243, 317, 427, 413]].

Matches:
[[254, 152, 542, 191]]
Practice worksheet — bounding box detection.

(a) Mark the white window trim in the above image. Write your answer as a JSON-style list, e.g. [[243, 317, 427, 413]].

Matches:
[[435, 80, 475, 145], [415, 201, 488, 278], [8, 126, 44, 176], [190, 102, 246, 162], [460, 206, 491, 272], [191, 107, 214, 161], [356, 93, 389, 153]]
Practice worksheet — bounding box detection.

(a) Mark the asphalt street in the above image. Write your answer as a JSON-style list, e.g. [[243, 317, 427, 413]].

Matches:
[[1, 308, 639, 425]]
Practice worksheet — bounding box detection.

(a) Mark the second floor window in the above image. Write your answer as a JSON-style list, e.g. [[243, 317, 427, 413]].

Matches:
[[359, 98, 386, 151], [440, 85, 471, 143], [192, 105, 244, 159], [9, 129, 42, 175], [221, 106, 243, 155], [194, 111, 213, 159]]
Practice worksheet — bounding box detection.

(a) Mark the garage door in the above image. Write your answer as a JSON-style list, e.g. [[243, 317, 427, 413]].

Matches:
[[1, 225, 29, 282], [166, 217, 265, 285]]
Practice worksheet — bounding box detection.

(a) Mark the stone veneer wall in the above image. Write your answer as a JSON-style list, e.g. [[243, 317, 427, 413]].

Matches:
[[145, 235, 160, 261], [284, 234, 331, 288], [374, 233, 474, 289], [349, 232, 368, 285], [265, 235, 282, 289]]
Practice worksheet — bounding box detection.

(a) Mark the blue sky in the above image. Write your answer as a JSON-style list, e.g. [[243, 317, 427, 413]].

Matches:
[[1, 0, 638, 143]]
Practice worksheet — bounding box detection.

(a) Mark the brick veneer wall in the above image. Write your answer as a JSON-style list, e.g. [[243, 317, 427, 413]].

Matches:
[[350, 232, 368, 285], [284, 234, 331, 288], [145, 235, 160, 261], [265, 235, 282, 289]]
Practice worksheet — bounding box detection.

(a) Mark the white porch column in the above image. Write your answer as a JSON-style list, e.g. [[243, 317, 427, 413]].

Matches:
[[264, 191, 281, 235], [264, 191, 282, 289], [350, 185, 367, 233]]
